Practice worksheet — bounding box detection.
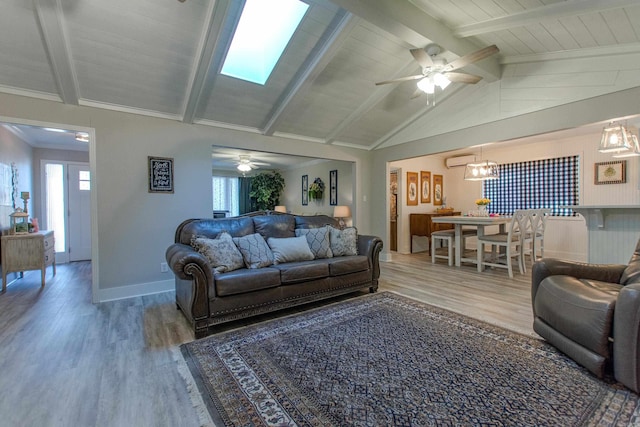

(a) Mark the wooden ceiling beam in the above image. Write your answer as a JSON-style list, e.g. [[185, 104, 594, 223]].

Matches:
[[33, 0, 79, 105]]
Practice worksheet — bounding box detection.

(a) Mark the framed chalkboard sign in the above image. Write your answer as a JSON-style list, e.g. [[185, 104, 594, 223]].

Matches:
[[148, 156, 174, 193]]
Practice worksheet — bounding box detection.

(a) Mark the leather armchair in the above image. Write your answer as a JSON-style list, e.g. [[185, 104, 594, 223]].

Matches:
[[531, 238, 640, 392]]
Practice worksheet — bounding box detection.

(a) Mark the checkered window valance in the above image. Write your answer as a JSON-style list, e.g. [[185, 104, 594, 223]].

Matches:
[[483, 155, 579, 217]]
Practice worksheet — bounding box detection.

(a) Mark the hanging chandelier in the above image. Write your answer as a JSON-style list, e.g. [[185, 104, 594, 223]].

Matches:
[[598, 122, 633, 154], [464, 147, 499, 181]]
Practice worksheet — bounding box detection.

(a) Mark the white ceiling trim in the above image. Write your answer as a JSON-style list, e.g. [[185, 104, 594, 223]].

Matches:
[[79, 99, 182, 122], [182, 0, 232, 124], [271, 131, 327, 144], [33, 0, 79, 105], [195, 118, 263, 134], [454, 0, 639, 38], [501, 42, 640, 65], [262, 11, 357, 136], [0, 84, 62, 103]]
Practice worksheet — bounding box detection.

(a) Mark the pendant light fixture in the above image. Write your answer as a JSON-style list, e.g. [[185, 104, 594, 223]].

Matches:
[[464, 147, 499, 181], [598, 122, 633, 154]]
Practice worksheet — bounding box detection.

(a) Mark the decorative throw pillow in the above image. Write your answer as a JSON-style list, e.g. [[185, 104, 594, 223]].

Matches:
[[267, 236, 314, 265], [328, 226, 358, 257], [295, 226, 333, 259], [190, 232, 244, 273], [233, 233, 274, 269]]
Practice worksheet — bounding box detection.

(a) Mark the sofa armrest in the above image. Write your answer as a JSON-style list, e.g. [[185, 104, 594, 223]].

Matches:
[[358, 235, 384, 281], [614, 283, 640, 393], [166, 243, 213, 321], [532, 258, 627, 307]]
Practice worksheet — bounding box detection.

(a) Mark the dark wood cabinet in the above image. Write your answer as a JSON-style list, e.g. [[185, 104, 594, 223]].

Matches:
[[409, 212, 460, 254]]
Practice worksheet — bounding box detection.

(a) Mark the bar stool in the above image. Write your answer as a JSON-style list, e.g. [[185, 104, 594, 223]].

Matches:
[[432, 228, 477, 266]]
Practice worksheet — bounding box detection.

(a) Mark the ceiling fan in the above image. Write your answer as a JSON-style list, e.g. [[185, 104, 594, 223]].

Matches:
[[376, 44, 499, 99], [235, 155, 270, 172]]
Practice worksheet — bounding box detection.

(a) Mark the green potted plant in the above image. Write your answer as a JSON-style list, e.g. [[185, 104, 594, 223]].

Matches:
[[309, 177, 325, 200], [249, 171, 285, 211]]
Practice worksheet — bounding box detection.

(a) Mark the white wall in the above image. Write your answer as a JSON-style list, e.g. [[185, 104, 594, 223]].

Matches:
[[0, 92, 372, 302], [0, 126, 32, 229], [281, 159, 354, 219]]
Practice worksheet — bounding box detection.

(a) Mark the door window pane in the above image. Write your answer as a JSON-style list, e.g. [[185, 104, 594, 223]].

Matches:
[[45, 163, 66, 252]]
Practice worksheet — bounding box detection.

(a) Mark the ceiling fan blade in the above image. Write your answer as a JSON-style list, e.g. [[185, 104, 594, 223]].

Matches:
[[375, 74, 423, 86], [410, 48, 433, 68], [410, 87, 423, 99], [444, 72, 482, 84], [445, 45, 499, 72]]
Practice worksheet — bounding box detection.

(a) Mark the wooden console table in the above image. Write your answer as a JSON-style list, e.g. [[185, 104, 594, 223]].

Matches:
[[409, 212, 460, 254], [1, 230, 56, 291]]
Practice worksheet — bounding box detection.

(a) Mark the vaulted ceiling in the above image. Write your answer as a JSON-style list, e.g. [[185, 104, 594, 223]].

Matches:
[[2, 0, 640, 151]]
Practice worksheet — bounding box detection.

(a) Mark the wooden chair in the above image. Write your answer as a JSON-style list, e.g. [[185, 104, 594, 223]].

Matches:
[[476, 210, 528, 278], [431, 228, 477, 266]]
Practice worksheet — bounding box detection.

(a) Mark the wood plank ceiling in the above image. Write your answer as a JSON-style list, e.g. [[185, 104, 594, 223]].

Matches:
[[1, 0, 639, 151]]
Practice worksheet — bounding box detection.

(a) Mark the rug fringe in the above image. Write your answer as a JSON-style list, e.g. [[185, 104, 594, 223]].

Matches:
[[172, 347, 217, 427]]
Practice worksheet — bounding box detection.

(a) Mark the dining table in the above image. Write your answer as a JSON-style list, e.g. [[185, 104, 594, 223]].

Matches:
[[430, 215, 512, 267]]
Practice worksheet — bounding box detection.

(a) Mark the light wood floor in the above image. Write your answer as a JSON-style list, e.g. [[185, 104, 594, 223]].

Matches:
[[0, 252, 536, 426]]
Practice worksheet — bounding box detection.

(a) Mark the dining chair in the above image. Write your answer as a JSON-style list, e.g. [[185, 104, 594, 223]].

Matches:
[[431, 228, 477, 266], [476, 210, 528, 278], [522, 208, 551, 268]]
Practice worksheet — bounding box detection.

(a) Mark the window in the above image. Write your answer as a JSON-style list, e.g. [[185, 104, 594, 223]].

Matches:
[[483, 155, 579, 217], [220, 0, 309, 85], [79, 170, 90, 191], [213, 176, 239, 217]]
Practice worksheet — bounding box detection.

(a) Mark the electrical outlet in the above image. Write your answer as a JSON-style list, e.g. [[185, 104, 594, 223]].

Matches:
[[160, 262, 168, 273]]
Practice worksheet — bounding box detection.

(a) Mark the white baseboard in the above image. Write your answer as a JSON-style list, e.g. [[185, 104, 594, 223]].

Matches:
[[96, 279, 174, 302]]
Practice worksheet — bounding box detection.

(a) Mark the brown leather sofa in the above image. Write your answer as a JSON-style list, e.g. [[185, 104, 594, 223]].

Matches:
[[166, 212, 383, 338], [531, 238, 640, 392]]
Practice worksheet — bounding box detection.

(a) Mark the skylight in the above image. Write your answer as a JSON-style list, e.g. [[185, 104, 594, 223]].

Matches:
[[220, 0, 309, 85]]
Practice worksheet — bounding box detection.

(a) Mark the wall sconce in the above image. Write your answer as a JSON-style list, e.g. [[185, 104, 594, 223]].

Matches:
[[333, 205, 351, 229], [599, 122, 633, 154], [463, 160, 500, 181], [274, 205, 287, 213]]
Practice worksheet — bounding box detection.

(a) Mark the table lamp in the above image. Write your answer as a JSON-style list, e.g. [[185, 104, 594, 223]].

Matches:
[[333, 205, 351, 229], [274, 205, 287, 213]]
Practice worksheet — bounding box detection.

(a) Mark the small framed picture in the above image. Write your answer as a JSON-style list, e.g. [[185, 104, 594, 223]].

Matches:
[[329, 170, 338, 206], [148, 156, 174, 193], [420, 171, 431, 203], [433, 174, 443, 205], [406, 172, 418, 206], [595, 160, 626, 185], [302, 174, 308, 205]]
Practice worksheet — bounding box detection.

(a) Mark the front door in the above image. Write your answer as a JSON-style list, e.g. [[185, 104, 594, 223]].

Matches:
[[68, 164, 91, 261]]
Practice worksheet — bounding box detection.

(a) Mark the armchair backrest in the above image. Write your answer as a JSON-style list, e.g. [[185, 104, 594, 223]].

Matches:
[[621, 238, 640, 285]]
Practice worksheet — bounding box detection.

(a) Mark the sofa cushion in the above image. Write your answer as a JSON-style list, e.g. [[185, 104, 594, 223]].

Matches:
[[328, 226, 358, 256], [534, 275, 621, 358], [233, 233, 274, 269], [267, 236, 314, 265], [273, 261, 329, 284], [621, 239, 640, 285], [179, 217, 254, 245], [215, 268, 281, 297], [295, 226, 333, 259], [295, 215, 339, 229], [191, 232, 244, 273], [253, 215, 296, 239], [327, 255, 369, 276]]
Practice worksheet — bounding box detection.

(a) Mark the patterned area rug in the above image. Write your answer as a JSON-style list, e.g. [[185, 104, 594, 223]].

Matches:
[[180, 292, 640, 426]]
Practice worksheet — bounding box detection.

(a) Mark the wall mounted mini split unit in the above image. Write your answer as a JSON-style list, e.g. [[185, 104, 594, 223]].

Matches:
[[445, 155, 476, 168]]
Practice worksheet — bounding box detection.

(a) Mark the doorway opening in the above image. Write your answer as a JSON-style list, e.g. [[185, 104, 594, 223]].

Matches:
[[41, 160, 91, 263]]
